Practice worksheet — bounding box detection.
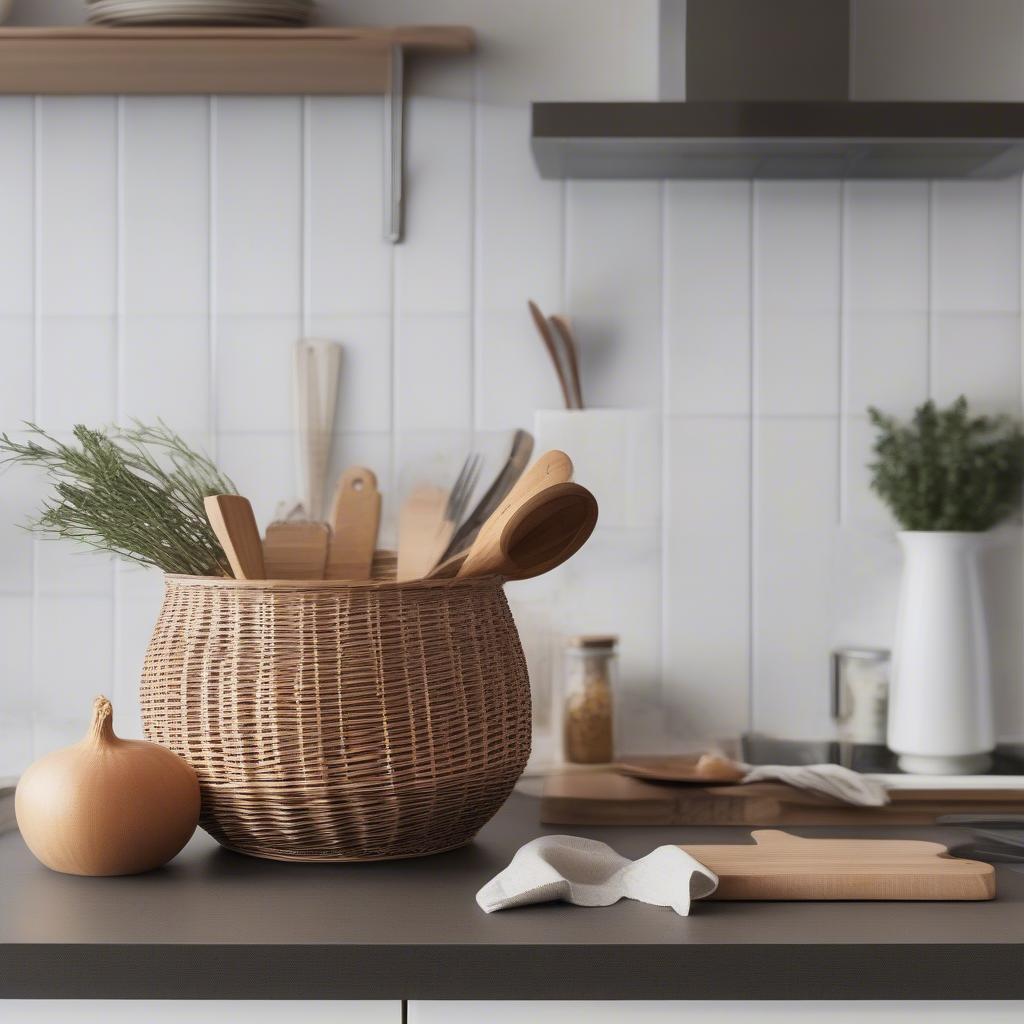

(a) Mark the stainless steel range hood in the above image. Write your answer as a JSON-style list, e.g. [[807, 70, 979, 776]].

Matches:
[[531, 0, 1024, 180]]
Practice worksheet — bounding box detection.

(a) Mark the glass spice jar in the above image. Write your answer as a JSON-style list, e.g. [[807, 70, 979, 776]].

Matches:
[[563, 635, 618, 764]]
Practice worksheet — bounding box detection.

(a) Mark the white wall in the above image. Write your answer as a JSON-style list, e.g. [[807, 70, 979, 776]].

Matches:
[[1, 0, 1022, 774]]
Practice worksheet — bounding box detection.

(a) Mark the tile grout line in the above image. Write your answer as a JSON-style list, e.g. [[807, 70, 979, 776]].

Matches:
[[30, 95, 41, 759], [747, 179, 759, 736], [926, 180, 934, 399], [387, 93, 398, 496], [207, 96, 218, 460], [301, 96, 311, 339], [469, 61, 481, 435], [837, 180, 848, 526], [112, 96, 125, 714], [1019, 172, 1024, 741], [658, 179, 670, 735]]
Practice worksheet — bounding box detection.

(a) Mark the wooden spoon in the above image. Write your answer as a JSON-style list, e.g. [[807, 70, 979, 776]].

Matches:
[[326, 466, 381, 580], [204, 495, 265, 580], [426, 450, 574, 579], [455, 480, 598, 580]]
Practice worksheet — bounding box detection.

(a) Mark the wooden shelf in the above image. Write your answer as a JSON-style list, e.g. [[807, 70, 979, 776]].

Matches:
[[0, 25, 474, 242], [0, 26, 474, 94]]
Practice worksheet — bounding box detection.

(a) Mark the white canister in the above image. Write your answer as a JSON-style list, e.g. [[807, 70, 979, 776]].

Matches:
[[888, 531, 994, 775]]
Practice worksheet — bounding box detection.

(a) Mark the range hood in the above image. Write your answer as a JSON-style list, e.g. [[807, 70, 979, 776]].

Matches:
[[531, 0, 1024, 180]]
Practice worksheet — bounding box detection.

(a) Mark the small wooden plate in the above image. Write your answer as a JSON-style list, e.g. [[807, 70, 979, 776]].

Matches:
[[616, 753, 746, 784]]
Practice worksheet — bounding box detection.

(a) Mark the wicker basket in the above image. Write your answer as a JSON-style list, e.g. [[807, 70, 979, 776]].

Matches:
[[139, 560, 532, 862]]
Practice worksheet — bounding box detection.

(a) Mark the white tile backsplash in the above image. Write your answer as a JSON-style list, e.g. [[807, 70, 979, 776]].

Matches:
[[0, 99, 34, 318], [38, 98, 118, 318], [845, 181, 930, 313], [932, 179, 1021, 312], [306, 96, 391, 318], [214, 97, 303, 316], [122, 97, 210, 318], [663, 417, 751, 739], [395, 90, 474, 316], [753, 417, 840, 740], [844, 312, 930, 417], [931, 312, 1022, 413], [2, 1, 1024, 770]]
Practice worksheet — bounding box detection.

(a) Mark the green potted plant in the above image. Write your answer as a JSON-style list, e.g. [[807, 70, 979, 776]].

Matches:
[[869, 396, 1024, 774]]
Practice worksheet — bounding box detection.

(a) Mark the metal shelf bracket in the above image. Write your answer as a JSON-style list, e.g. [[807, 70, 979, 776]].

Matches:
[[383, 44, 404, 243]]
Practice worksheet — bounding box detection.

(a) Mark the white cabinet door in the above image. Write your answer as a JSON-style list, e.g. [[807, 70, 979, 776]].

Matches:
[[409, 1002, 1024, 1024], [0, 1001, 401, 1023]]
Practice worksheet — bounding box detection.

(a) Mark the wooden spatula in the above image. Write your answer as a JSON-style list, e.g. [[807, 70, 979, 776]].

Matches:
[[263, 520, 329, 580], [204, 495, 266, 580], [326, 466, 381, 581], [397, 484, 450, 582]]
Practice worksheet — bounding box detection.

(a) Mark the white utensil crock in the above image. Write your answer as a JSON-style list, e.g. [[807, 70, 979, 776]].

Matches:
[[888, 531, 994, 775]]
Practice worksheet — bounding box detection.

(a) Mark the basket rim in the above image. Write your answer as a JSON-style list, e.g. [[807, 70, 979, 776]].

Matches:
[[162, 572, 505, 592]]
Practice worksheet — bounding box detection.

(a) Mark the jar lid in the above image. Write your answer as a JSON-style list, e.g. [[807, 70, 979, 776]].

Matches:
[[832, 646, 890, 662], [566, 634, 618, 650]]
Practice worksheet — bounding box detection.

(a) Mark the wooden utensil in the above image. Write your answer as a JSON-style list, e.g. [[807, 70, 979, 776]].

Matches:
[[528, 299, 575, 410], [549, 313, 584, 409], [397, 484, 450, 582], [682, 830, 994, 901], [263, 520, 329, 580], [427, 449, 576, 579], [325, 466, 381, 581], [441, 429, 534, 561], [540, 769, 1024, 827], [294, 338, 341, 519], [451, 480, 598, 580], [617, 753, 747, 784], [397, 454, 481, 581], [203, 494, 265, 580]]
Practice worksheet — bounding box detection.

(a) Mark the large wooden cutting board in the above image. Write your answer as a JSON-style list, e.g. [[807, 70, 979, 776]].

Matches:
[[540, 770, 1024, 826], [684, 830, 994, 901]]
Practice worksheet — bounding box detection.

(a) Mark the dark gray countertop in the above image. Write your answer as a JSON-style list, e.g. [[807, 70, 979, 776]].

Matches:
[[3, 792, 1024, 1000]]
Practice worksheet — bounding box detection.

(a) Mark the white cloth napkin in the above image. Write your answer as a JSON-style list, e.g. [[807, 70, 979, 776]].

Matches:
[[476, 834, 719, 917], [739, 762, 889, 806]]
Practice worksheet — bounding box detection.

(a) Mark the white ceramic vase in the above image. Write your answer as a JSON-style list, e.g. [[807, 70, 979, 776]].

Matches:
[[888, 531, 994, 775]]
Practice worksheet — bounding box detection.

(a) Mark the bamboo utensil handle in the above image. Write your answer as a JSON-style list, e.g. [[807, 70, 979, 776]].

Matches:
[[326, 466, 381, 580], [203, 495, 266, 580], [528, 299, 574, 410], [550, 313, 584, 410]]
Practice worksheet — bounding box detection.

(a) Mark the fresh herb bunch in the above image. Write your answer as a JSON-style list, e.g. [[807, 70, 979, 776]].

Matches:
[[0, 422, 235, 575], [868, 397, 1024, 532]]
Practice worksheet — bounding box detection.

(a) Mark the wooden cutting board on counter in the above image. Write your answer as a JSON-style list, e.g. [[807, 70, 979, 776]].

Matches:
[[540, 770, 1024, 826], [684, 830, 994, 901]]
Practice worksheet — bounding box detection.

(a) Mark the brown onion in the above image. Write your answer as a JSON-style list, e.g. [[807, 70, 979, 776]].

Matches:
[[15, 696, 200, 876]]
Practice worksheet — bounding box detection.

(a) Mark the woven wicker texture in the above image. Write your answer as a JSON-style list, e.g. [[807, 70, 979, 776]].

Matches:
[[139, 559, 532, 861]]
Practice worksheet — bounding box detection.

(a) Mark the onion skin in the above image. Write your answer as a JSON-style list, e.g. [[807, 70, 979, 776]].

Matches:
[[15, 696, 200, 876]]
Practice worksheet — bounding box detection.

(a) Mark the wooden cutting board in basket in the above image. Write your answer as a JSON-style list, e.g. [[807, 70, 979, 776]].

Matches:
[[540, 770, 1024, 826], [684, 830, 994, 901]]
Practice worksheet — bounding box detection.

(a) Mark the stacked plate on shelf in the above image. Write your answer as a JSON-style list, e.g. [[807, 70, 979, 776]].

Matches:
[[86, 0, 315, 26]]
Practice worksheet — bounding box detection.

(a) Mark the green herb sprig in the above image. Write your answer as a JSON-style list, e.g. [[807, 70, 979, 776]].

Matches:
[[0, 422, 235, 575], [868, 397, 1024, 532]]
